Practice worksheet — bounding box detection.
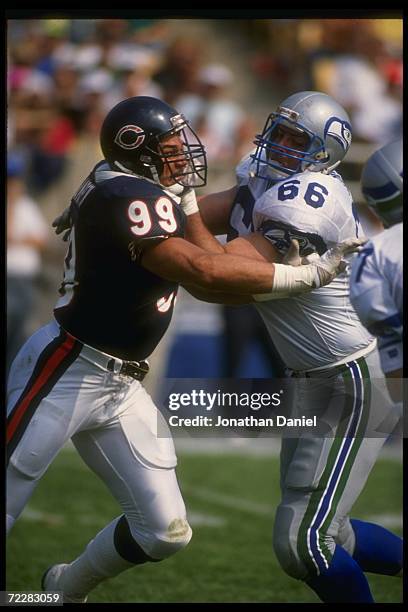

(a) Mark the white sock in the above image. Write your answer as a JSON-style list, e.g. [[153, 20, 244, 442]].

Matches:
[[60, 517, 134, 599]]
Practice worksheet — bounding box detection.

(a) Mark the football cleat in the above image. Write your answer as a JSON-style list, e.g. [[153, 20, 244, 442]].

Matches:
[[41, 563, 88, 604]]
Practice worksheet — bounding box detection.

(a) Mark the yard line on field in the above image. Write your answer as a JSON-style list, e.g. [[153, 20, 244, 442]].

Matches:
[[21, 506, 108, 528], [22, 507, 65, 526], [62, 437, 282, 456], [188, 511, 227, 527], [175, 437, 281, 456], [364, 513, 403, 529], [62, 437, 401, 461], [186, 486, 272, 516]]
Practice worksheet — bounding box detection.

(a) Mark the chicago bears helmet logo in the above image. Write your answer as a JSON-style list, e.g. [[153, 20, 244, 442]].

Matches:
[[324, 117, 352, 151], [114, 125, 145, 150]]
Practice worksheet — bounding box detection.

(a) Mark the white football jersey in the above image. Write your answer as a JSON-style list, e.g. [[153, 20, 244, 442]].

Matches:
[[229, 160, 374, 371], [349, 223, 403, 374], [228, 151, 272, 241]]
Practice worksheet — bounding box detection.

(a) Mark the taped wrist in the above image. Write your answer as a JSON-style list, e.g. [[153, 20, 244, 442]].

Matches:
[[253, 263, 323, 301], [180, 188, 199, 216]]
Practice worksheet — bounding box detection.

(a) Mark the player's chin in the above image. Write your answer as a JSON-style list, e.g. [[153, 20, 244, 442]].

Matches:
[[160, 176, 177, 187]]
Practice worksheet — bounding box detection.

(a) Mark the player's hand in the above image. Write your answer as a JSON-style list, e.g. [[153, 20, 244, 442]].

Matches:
[[180, 187, 199, 216], [52, 206, 72, 241], [312, 238, 368, 287]]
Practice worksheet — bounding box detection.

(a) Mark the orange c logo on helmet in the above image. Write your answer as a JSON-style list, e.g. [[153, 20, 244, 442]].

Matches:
[[115, 125, 145, 150]]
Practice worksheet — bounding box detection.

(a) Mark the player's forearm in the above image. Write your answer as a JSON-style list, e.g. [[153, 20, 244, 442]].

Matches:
[[143, 240, 274, 293], [184, 212, 226, 254], [143, 237, 363, 297], [183, 250, 276, 293]]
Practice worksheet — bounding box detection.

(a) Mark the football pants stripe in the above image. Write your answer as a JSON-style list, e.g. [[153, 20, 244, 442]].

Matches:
[[6, 329, 82, 462], [297, 356, 370, 576]]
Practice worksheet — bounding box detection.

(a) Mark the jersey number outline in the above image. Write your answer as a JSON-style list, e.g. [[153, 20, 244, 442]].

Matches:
[[353, 245, 374, 283], [277, 180, 329, 209], [128, 197, 177, 236]]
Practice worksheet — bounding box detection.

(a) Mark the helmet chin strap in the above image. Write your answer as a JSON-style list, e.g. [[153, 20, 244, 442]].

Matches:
[[113, 160, 137, 175], [112, 160, 164, 187]]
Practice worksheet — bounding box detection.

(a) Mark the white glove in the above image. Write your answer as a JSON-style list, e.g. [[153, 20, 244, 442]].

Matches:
[[254, 237, 367, 301], [165, 184, 199, 215], [281, 239, 302, 266], [311, 238, 368, 288]]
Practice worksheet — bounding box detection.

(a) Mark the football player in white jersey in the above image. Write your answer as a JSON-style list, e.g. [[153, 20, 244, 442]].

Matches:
[[8, 96, 355, 604], [350, 138, 403, 404], [192, 92, 402, 602]]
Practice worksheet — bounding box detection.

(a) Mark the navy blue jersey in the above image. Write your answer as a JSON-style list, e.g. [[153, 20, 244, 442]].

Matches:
[[54, 162, 185, 360]]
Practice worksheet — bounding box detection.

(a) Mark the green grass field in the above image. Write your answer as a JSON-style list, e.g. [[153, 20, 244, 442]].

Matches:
[[7, 443, 402, 603]]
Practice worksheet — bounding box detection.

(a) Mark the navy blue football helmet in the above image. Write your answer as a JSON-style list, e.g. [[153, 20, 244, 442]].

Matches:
[[100, 96, 207, 187]]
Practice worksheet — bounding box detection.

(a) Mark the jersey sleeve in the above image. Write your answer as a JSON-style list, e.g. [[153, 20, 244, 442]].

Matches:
[[252, 182, 330, 257], [235, 150, 256, 185], [101, 178, 185, 264], [253, 172, 357, 257], [256, 215, 328, 256], [350, 243, 403, 373]]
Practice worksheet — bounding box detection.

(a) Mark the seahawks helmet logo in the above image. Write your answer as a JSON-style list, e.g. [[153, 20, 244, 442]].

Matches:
[[115, 125, 145, 150], [325, 117, 352, 151]]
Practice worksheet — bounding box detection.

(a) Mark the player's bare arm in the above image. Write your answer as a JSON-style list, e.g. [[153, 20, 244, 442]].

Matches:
[[223, 232, 282, 262], [180, 232, 283, 304], [142, 234, 365, 302], [183, 207, 226, 255], [197, 186, 238, 235], [141, 236, 277, 294], [179, 236, 321, 304]]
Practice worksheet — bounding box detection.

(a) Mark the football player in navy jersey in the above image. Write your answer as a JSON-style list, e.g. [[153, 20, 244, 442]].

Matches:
[[7, 96, 361, 603]]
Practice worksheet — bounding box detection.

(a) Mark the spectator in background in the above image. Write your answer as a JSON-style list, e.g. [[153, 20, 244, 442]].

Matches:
[[102, 47, 163, 112], [154, 36, 204, 105], [306, 20, 402, 145], [175, 63, 255, 188], [77, 68, 115, 115], [7, 153, 49, 372], [9, 67, 76, 195], [33, 19, 72, 78]]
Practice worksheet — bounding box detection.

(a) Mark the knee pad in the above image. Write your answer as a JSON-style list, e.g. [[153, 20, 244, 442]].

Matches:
[[6, 463, 41, 523], [114, 515, 192, 564], [143, 518, 192, 560], [273, 504, 309, 580]]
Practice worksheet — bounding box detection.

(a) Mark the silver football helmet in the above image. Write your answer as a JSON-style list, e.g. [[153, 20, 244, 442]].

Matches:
[[361, 138, 403, 227], [251, 91, 352, 181]]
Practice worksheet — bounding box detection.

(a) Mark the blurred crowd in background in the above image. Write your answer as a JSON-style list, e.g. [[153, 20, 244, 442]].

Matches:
[[7, 17, 403, 391]]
